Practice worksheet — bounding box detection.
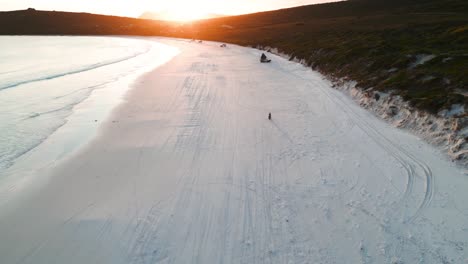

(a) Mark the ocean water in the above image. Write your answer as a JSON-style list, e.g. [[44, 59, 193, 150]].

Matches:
[[0, 36, 178, 180]]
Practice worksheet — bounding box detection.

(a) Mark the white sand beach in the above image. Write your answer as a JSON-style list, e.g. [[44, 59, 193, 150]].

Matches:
[[1, 38, 467, 264]]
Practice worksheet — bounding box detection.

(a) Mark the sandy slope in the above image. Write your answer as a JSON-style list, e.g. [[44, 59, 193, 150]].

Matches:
[[0, 38, 467, 264]]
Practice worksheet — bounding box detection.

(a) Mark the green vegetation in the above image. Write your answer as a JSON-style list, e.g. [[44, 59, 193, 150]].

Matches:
[[1, 0, 467, 113], [182, 0, 468, 113]]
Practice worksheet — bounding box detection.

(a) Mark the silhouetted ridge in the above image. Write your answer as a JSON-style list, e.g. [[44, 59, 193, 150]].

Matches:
[[0, 9, 173, 35]]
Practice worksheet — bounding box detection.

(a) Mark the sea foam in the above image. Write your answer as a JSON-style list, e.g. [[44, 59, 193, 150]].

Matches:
[[0, 36, 179, 179]]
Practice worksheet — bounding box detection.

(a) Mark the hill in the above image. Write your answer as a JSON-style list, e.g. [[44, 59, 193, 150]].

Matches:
[[0, 9, 176, 35]]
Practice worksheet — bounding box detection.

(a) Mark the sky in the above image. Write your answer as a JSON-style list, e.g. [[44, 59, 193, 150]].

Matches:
[[0, 0, 339, 21]]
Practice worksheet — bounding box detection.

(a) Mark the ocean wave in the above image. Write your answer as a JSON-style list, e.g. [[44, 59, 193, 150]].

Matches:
[[2, 86, 96, 171], [0, 119, 68, 172], [0, 37, 179, 178], [24, 84, 103, 120], [0, 46, 151, 91]]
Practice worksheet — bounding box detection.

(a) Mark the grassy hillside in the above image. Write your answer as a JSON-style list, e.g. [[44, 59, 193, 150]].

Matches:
[[1, 1, 467, 113], [0, 9, 176, 36], [183, 0, 468, 113]]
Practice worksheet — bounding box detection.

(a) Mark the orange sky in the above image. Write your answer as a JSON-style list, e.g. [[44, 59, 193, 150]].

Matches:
[[0, 0, 340, 21]]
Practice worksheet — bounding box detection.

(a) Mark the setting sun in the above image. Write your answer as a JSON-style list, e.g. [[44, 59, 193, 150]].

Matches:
[[137, 0, 224, 21], [166, 10, 209, 22], [159, 2, 212, 21]]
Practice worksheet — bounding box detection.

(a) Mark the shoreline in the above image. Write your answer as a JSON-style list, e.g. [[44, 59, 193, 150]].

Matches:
[[0, 37, 180, 206]]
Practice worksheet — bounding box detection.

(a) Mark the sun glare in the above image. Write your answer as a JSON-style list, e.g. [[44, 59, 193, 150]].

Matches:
[[168, 9, 208, 22], [146, 0, 215, 22]]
